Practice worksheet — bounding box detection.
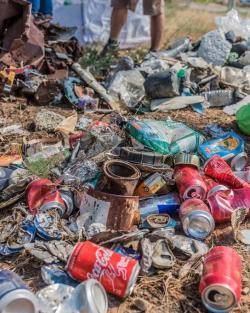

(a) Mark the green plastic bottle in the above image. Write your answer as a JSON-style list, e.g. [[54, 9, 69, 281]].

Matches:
[[236, 103, 250, 135]]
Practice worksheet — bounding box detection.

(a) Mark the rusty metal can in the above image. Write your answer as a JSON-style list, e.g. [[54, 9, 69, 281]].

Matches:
[[179, 198, 215, 239], [204, 155, 249, 189], [66, 241, 140, 298], [199, 246, 242, 313], [174, 165, 207, 200]]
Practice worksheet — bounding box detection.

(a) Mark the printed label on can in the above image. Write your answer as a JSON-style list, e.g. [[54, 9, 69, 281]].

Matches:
[[80, 193, 110, 225]]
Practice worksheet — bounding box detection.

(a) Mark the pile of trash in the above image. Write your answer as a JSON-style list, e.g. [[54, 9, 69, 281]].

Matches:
[[0, 3, 250, 313]]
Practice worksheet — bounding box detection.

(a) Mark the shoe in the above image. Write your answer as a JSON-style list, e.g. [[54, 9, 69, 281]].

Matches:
[[99, 39, 119, 57]]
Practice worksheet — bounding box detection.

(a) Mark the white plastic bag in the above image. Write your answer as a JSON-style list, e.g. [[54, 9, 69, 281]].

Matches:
[[216, 9, 250, 39], [53, 0, 150, 48]]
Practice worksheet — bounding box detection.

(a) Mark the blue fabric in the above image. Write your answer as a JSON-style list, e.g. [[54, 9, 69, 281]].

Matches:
[[28, 0, 53, 15]]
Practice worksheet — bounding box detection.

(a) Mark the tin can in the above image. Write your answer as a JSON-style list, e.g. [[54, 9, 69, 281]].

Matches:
[[174, 165, 207, 200], [0, 270, 38, 313], [139, 193, 180, 220], [26, 179, 66, 216], [71, 279, 108, 313], [0, 167, 14, 191], [207, 187, 250, 223], [59, 187, 74, 217], [199, 246, 242, 313], [179, 198, 215, 240], [204, 155, 249, 189], [135, 172, 167, 197], [66, 241, 140, 298], [198, 131, 247, 171]]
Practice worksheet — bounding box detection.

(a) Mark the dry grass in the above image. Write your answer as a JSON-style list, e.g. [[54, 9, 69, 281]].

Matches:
[[163, 7, 217, 46]]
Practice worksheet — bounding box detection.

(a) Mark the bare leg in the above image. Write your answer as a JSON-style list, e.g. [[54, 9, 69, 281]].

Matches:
[[110, 8, 128, 40], [150, 12, 165, 51]]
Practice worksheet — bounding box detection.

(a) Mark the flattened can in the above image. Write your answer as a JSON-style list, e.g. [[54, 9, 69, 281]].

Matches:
[[204, 155, 249, 189], [66, 241, 140, 298], [179, 198, 215, 239], [174, 165, 207, 200], [26, 179, 66, 216], [0, 270, 38, 313], [199, 246, 242, 313]]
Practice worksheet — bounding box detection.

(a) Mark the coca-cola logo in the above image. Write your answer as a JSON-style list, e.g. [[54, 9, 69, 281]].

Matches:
[[87, 247, 112, 281]]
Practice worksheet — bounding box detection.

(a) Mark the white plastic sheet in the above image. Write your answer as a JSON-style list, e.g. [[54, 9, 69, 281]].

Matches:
[[53, 0, 150, 48], [216, 9, 250, 39]]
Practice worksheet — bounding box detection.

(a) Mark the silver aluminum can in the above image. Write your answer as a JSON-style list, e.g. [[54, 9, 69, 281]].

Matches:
[[0, 270, 38, 313]]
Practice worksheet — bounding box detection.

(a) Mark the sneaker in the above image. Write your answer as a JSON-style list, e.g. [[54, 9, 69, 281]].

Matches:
[[99, 39, 119, 57]]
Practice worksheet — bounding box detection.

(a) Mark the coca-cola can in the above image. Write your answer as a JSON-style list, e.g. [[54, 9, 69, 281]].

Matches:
[[199, 246, 242, 313], [204, 155, 249, 189], [174, 165, 207, 200], [66, 241, 140, 298], [26, 179, 66, 216], [179, 198, 215, 240]]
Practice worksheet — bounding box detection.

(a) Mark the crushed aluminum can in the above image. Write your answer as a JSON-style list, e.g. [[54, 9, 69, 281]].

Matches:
[[135, 172, 167, 197], [41, 265, 78, 287], [37, 284, 74, 313], [144, 213, 177, 229], [0, 166, 15, 191], [204, 155, 249, 189], [179, 199, 215, 240], [174, 153, 200, 168], [0, 219, 36, 256], [207, 187, 250, 223], [199, 246, 241, 313], [66, 241, 140, 298], [103, 159, 141, 196], [34, 212, 62, 241], [0, 270, 38, 313], [56, 279, 108, 313], [59, 187, 74, 217], [198, 132, 248, 171], [26, 179, 66, 216], [139, 193, 180, 220], [114, 245, 141, 260], [174, 165, 207, 200]]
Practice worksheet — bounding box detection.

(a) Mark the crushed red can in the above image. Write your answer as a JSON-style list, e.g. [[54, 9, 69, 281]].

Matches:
[[26, 179, 66, 216], [207, 187, 250, 223], [179, 198, 215, 240], [174, 165, 207, 200], [66, 241, 140, 298], [204, 155, 249, 189], [199, 246, 242, 313]]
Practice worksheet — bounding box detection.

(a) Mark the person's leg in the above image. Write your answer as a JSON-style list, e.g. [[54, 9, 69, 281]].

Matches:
[[144, 0, 165, 52], [110, 7, 128, 41], [28, 0, 40, 15], [100, 0, 137, 56], [39, 0, 53, 16]]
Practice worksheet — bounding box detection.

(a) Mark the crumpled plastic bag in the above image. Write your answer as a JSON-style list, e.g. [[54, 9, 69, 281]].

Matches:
[[108, 69, 145, 108], [216, 9, 250, 39]]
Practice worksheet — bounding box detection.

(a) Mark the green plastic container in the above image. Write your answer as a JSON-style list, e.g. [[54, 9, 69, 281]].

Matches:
[[236, 103, 250, 136]]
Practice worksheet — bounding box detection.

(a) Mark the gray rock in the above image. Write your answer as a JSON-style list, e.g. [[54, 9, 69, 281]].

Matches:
[[198, 30, 232, 66]]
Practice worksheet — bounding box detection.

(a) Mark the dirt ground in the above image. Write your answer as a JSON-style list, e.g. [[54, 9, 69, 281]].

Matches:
[[0, 98, 249, 313], [0, 3, 250, 312]]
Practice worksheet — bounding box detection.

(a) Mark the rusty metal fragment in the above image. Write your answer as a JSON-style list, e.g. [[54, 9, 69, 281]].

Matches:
[[0, 0, 44, 67]]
